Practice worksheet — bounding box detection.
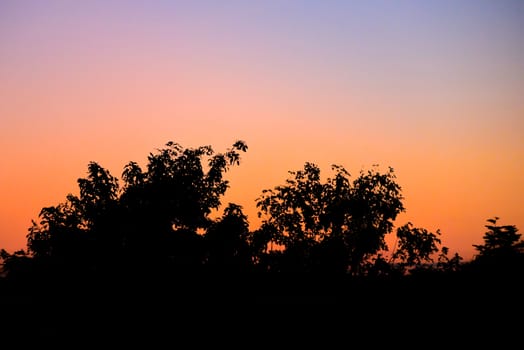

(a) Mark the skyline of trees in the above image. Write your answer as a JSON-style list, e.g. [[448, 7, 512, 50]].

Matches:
[[0, 138, 522, 345], [0, 139, 522, 281]]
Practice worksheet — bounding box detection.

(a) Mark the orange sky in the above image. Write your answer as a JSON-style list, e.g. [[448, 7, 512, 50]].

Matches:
[[1, 0, 523, 261]]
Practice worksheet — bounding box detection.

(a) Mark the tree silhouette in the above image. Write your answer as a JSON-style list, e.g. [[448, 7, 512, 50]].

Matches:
[[345, 165, 404, 275], [255, 163, 405, 275], [385, 222, 463, 279], [121, 140, 247, 232], [23, 140, 248, 280], [469, 217, 524, 275], [2, 138, 524, 344], [203, 203, 252, 273], [391, 222, 442, 273], [118, 140, 248, 275], [248, 222, 280, 271], [4, 143, 477, 284]]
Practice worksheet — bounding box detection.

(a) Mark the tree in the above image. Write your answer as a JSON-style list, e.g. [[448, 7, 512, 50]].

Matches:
[[256, 162, 326, 246], [120, 140, 248, 233], [345, 165, 404, 275], [26, 195, 88, 259], [470, 217, 524, 274], [473, 217, 524, 256], [255, 162, 344, 272], [0, 249, 33, 282], [249, 223, 277, 260], [23, 140, 248, 278], [23, 162, 123, 281], [391, 222, 443, 274], [117, 140, 248, 272], [255, 163, 405, 275], [77, 161, 120, 229], [204, 203, 252, 273], [436, 246, 462, 274]]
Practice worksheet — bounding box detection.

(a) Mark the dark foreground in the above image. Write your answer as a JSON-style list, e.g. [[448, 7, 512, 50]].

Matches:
[[1, 272, 521, 346]]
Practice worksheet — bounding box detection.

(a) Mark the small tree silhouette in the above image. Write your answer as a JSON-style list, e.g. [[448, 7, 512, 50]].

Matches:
[[391, 222, 443, 274], [204, 203, 252, 273], [470, 217, 524, 275], [255, 163, 405, 275]]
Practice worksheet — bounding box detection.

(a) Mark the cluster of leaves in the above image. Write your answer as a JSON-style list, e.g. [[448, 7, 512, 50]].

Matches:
[[1, 140, 522, 285], [11, 140, 249, 280]]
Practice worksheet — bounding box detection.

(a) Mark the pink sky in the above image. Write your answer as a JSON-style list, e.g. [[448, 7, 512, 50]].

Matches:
[[1, 0, 523, 261]]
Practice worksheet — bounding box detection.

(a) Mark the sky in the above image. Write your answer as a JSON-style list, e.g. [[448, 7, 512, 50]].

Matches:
[[1, 0, 523, 261]]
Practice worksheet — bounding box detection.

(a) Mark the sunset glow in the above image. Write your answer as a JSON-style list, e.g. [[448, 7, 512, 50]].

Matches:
[[1, 0, 523, 261]]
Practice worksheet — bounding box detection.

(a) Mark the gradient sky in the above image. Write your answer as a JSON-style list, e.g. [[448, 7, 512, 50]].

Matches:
[[1, 0, 523, 261]]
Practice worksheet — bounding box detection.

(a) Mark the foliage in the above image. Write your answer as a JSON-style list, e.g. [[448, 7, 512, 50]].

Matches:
[[345, 165, 404, 274], [255, 163, 405, 274], [469, 217, 524, 273], [6, 139, 524, 287], [121, 140, 248, 233], [204, 203, 252, 272], [392, 222, 442, 272], [473, 217, 524, 257], [23, 140, 248, 277]]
